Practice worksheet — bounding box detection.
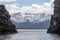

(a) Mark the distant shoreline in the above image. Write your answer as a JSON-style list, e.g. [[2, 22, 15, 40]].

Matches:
[[16, 28, 47, 29]]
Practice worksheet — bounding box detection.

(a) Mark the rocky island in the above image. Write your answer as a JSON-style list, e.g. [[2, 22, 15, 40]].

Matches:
[[0, 5, 17, 34], [47, 0, 60, 34]]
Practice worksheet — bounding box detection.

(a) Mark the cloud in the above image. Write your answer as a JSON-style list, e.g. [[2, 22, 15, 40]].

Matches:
[[20, 3, 53, 14], [0, 0, 16, 2], [5, 0, 54, 15], [19, 0, 55, 14], [5, 4, 20, 14]]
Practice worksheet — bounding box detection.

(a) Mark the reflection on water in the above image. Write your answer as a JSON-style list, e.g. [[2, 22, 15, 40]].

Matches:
[[0, 34, 11, 40], [0, 29, 60, 40]]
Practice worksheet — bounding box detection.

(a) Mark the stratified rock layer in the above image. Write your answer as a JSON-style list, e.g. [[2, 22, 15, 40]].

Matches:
[[47, 0, 60, 34], [0, 5, 17, 34]]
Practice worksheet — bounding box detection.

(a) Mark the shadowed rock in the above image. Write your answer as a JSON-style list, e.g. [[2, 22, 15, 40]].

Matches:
[[47, 0, 60, 34], [0, 5, 17, 34]]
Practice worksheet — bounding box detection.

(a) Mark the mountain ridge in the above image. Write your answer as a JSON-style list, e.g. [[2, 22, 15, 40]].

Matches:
[[11, 12, 52, 29]]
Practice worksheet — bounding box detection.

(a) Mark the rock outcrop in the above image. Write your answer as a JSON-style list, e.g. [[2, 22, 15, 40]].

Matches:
[[47, 0, 60, 34], [0, 5, 17, 34]]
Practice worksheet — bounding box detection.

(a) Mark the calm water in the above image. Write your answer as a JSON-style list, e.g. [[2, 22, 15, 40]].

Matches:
[[0, 29, 60, 40]]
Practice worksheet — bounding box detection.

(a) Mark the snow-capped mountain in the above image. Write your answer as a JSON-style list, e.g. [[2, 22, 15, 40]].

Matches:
[[11, 13, 51, 23], [11, 12, 52, 29]]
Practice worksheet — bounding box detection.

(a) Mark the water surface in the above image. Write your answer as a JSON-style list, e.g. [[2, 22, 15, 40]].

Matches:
[[0, 29, 60, 40]]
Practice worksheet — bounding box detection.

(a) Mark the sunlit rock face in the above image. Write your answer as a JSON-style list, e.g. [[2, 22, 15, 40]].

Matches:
[[47, 0, 60, 34], [0, 5, 17, 34]]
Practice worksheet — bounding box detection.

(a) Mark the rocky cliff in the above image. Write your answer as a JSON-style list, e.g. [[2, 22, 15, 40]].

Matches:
[[0, 5, 17, 34], [47, 0, 60, 34]]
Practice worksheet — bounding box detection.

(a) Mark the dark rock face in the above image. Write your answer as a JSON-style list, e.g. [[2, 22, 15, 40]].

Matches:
[[47, 15, 57, 34], [0, 5, 17, 34], [47, 0, 60, 34]]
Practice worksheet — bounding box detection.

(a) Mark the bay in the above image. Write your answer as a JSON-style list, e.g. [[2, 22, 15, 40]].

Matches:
[[0, 29, 60, 40]]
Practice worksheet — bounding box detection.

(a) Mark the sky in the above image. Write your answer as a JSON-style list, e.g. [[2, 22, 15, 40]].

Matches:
[[0, 0, 55, 14]]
